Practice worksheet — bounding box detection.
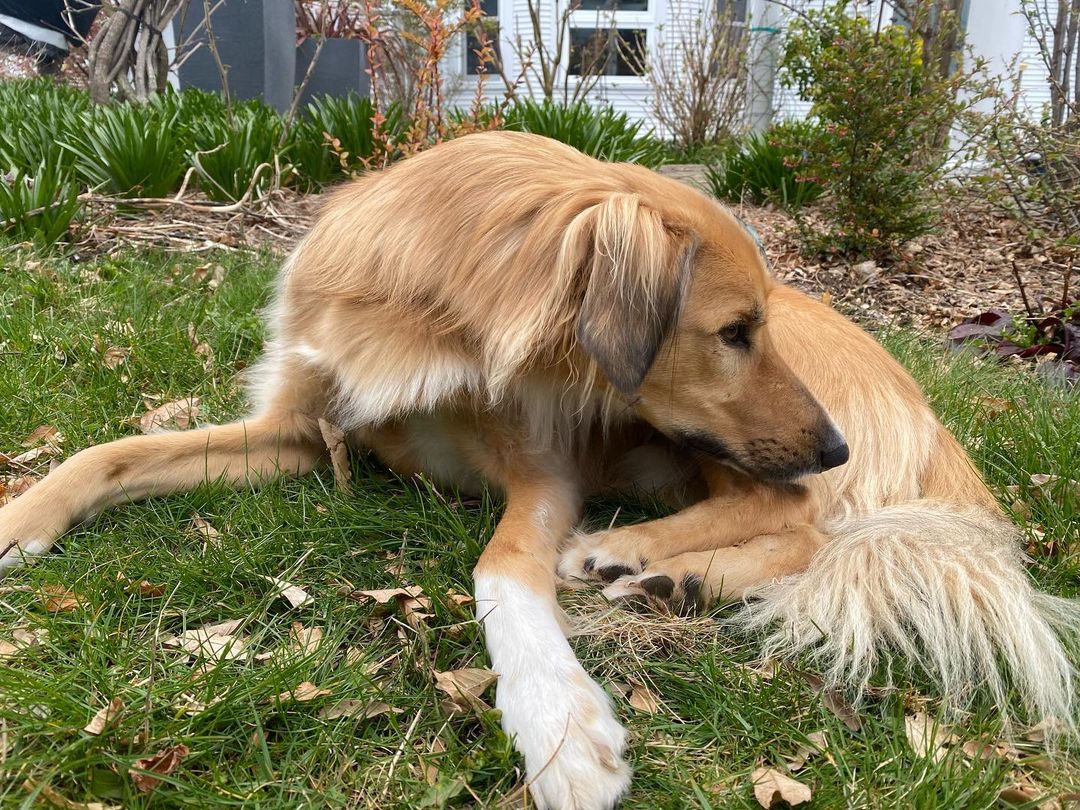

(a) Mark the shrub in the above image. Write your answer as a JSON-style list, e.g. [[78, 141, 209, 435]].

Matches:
[[705, 123, 823, 210], [776, 1, 985, 257], [295, 93, 405, 180], [189, 102, 286, 202], [0, 81, 89, 174], [0, 163, 81, 246], [60, 101, 188, 197], [501, 100, 667, 167]]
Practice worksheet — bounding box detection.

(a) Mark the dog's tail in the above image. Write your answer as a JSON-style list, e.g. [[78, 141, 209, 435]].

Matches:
[[735, 501, 1080, 736]]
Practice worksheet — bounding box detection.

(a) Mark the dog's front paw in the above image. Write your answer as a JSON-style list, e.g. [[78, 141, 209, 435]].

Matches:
[[557, 529, 648, 587], [499, 666, 631, 810], [601, 558, 706, 617]]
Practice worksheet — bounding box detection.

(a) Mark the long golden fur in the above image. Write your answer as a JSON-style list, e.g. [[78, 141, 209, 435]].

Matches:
[[1, 132, 1075, 810]]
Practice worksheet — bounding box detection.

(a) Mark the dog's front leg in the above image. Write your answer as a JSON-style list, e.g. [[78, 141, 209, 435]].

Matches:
[[474, 456, 631, 810]]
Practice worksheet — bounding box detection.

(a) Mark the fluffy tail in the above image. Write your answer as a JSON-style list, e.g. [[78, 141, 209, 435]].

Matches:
[[736, 502, 1080, 736]]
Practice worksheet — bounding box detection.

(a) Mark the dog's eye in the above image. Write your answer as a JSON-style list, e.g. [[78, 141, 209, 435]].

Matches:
[[717, 322, 751, 348]]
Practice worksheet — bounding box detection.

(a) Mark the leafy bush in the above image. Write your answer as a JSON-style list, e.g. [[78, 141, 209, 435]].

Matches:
[[294, 93, 405, 181], [705, 123, 823, 210], [776, 1, 985, 257], [61, 102, 188, 197], [502, 100, 667, 167], [0, 80, 88, 173], [0, 163, 81, 246], [189, 102, 286, 202]]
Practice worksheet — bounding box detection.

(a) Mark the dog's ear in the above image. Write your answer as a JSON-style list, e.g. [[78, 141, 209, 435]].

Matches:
[[566, 194, 696, 397]]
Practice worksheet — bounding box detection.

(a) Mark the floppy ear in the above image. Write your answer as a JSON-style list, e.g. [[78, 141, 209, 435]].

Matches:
[[568, 194, 696, 397]]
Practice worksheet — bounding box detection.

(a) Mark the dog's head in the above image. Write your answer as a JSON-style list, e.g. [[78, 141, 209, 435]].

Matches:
[[567, 191, 847, 482]]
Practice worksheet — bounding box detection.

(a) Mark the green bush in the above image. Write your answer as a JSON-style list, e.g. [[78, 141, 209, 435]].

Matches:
[[189, 102, 286, 202], [0, 163, 80, 246], [295, 93, 405, 182], [501, 100, 667, 167], [0, 80, 88, 173], [705, 123, 823, 210], [60, 101, 188, 197], [777, 1, 983, 257]]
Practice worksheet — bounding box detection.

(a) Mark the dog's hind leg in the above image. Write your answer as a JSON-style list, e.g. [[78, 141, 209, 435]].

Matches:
[[0, 360, 327, 572], [600, 524, 827, 615]]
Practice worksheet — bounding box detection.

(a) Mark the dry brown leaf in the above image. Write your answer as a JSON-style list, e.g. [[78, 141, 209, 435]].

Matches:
[[0, 627, 46, 658], [319, 699, 402, 720], [41, 585, 82, 613], [189, 515, 220, 546], [129, 744, 190, 794], [318, 418, 352, 494], [21, 425, 60, 447], [751, 767, 812, 808], [83, 697, 123, 736], [355, 586, 424, 604], [786, 731, 828, 772], [163, 618, 247, 661], [2, 445, 58, 466], [434, 668, 498, 715], [627, 682, 662, 714], [275, 681, 331, 703], [287, 622, 324, 656], [102, 346, 130, 370], [823, 689, 862, 732], [446, 590, 474, 607], [23, 779, 118, 810], [136, 397, 200, 433], [261, 575, 312, 609], [904, 713, 954, 761]]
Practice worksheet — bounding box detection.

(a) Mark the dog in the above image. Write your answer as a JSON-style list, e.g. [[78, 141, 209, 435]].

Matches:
[[0, 131, 1075, 810]]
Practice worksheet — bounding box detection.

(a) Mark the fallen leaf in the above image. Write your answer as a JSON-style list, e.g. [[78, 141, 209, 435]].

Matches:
[[2, 445, 57, 466], [186, 324, 214, 369], [189, 515, 220, 546], [627, 682, 661, 714], [102, 346, 130, 369], [787, 730, 828, 772], [823, 689, 862, 732], [129, 744, 190, 794], [21, 425, 60, 447], [275, 681, 331, 703], [904, 712, 954, 761], [319, 699, 402, 720], [0, 627, 46, 658], [422, 737, 447, 785], [751, 767, 812, 808], [446, 590, 473, 607], [136, 397, 200, 433], [117, 573, 165, 597], [83, 697, 123, 736], [434, 668, 498, 714], [261, 575, 312, 609], [23, 779, 118, 810], [163, 618, 247, 661], [286, 622, 324, 656], [41, 585, 82, 613], [975, 395, 1013, 415], [318, 418, 352, 494]]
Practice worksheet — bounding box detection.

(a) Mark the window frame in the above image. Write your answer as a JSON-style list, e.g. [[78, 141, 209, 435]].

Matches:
[[565, 0, 662, 84]]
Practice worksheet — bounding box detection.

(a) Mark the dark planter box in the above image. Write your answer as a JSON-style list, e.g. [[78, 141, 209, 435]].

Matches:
[[176, 0, 296, 113], [295, 37, 369, 106]]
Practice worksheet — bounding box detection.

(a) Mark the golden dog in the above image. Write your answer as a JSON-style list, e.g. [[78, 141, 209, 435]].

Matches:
[[1, 132, 1075, 810]]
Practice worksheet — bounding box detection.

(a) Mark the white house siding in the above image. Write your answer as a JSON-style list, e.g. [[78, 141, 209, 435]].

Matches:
[[446, 0, 1061, 131]]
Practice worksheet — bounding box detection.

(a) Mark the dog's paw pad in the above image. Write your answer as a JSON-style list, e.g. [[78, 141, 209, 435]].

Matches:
[[597, 563, 638, 583]]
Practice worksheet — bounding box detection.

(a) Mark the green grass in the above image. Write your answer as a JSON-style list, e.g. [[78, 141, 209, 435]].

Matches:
[[0, 245, 1078, 808]]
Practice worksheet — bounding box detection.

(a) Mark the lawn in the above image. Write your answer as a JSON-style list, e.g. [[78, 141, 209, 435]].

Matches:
[[0, 244, 1078, 809]]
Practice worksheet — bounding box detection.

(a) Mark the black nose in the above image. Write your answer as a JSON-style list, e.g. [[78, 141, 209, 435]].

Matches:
[[818, 434, 849, 471]]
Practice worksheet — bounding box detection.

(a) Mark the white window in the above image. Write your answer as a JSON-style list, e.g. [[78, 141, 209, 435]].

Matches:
[[567, 0, 656, 78], [465, 0, 500, 75]]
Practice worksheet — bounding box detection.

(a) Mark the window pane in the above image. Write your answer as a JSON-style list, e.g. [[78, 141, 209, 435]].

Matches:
[[466, 21, 500, 74], [466, 0, 499, 75], [576, 0, 649, 11], [568, 27, 645, 76]]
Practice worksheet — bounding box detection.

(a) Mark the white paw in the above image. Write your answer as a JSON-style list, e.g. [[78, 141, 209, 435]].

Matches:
[[476, 574, 632, 810], [557, 530, 643, 585], [0, 503, 56, 575], [499, 665, 631, 810]]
